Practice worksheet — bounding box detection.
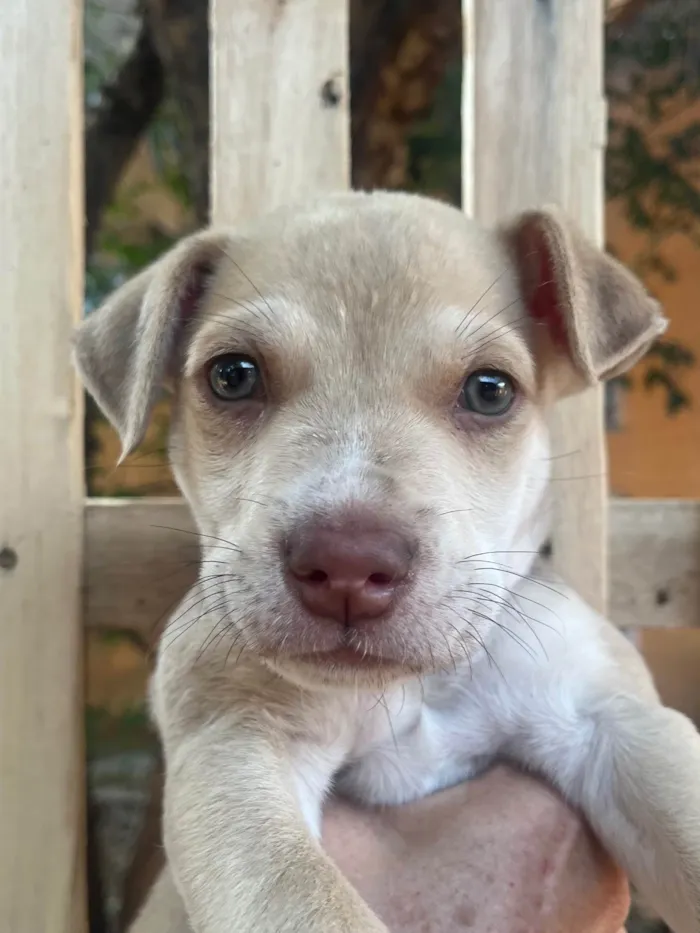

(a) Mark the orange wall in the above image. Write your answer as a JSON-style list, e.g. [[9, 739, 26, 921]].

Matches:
[[607, 205, 700, 498], [606, 90, 700, 499]]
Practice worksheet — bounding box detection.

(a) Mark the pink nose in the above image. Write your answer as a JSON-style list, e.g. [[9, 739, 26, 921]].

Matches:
[[285, 522, 413, 626]]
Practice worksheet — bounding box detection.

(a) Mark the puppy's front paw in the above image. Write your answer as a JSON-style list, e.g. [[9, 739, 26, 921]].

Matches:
[[312, 900, 389, 933], [273, 909, 387, 933], [259, 869, 389, 933], [337, 915, 389, 933]]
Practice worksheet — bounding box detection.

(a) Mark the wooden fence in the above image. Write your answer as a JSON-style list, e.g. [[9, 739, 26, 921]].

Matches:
[[0, 1, 697, 930]]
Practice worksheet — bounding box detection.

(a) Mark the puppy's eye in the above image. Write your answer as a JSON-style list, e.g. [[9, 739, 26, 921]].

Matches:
[[459, 370, 516, 417], [208, 354, 261, 401]]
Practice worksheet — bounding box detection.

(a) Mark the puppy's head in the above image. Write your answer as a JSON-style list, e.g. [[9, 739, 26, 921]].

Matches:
[[76, 192, 665, 687]]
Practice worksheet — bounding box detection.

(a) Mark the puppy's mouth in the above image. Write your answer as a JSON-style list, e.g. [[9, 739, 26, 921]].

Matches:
[[289, 645, 397, 670]]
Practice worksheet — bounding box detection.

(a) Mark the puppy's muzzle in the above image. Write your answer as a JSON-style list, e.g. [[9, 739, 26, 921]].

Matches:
[[284, 516, 414, 627]]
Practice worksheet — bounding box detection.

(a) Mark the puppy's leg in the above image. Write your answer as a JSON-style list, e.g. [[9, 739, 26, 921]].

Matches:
[[161, 720, 389, 933], [511, 689, 700, 932]]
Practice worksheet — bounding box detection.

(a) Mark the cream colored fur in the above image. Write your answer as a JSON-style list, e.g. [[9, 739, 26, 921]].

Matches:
[[74, 192, 700, 933]]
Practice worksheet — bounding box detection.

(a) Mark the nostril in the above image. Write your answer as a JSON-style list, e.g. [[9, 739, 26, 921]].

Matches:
[[304, 569, 328, 585], [367, 571, 394, 587]]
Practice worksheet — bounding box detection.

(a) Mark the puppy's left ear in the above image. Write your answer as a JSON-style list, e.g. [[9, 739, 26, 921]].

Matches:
[[74, 230, 229, 457], [503, 206, 668, 397]]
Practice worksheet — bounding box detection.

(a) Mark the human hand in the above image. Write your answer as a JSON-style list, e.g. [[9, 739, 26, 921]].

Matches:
[[322, 765, 629, 933]]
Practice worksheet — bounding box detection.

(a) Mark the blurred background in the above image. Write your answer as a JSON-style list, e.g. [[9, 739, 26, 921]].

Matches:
[[83, 2, 699, 930]]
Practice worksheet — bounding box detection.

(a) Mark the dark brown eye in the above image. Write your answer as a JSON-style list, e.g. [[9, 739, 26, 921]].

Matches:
[[459, 370, 516, 417], [208, 354, 261, 401]]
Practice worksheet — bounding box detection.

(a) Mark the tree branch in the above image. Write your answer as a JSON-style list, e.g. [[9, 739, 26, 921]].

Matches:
[[85, 18, 165, 259], [144, 0, 210, 225]]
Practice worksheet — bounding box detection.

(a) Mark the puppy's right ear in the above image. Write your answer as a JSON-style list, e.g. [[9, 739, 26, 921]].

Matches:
[[502, 208, 666, 398], [74, 231, 228, 458]]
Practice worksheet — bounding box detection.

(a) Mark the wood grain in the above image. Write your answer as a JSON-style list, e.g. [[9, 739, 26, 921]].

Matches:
[[210, 0, 349, 226], [84, 499, 700, 642], [0, 2, 86, 931], [84, 500, 199, 649], [609, 500, 700, 631], [463, 0, 608, 613]]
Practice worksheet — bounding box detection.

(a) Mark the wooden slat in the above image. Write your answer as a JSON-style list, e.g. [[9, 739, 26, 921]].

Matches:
[[84, 500, 199, 646], [463, 1, 608, 613], [84, 498, 700, 642], [609, 500, 700, 631], [210, 0, 349, 226], [0, 3, 86, 932]]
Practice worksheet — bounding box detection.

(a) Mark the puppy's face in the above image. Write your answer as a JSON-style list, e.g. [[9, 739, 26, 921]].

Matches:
[[76, 192, 665, 687]]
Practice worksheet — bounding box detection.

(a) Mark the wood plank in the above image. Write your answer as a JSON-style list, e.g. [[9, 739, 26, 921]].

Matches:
[[84, 500, 199, 648], [609, 500, 700, 631], [84, 498, 700, 642], [463, 0, 608, 613], [0, 2, 86, 931], [210, 0, 349, 226]]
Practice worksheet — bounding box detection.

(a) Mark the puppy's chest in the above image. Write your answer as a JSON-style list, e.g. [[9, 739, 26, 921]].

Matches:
[[336, 674, 503, 807]]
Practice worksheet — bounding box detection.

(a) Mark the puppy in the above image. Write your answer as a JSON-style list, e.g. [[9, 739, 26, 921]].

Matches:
[[75, 191, 700, 933]]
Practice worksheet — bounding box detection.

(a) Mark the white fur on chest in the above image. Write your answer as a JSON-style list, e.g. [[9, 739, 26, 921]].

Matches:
[[292, 580, 614, 828], [337, 670, 502, 807]]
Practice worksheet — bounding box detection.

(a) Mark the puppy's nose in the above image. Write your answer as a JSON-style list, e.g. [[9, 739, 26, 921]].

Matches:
[[285, 523, 412, 625]]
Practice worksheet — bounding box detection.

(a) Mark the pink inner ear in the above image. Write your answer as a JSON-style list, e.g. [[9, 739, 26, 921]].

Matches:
[[526, 227, 569, 352], [179, 260, 213, 322], [163, 259, 214, 381]]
